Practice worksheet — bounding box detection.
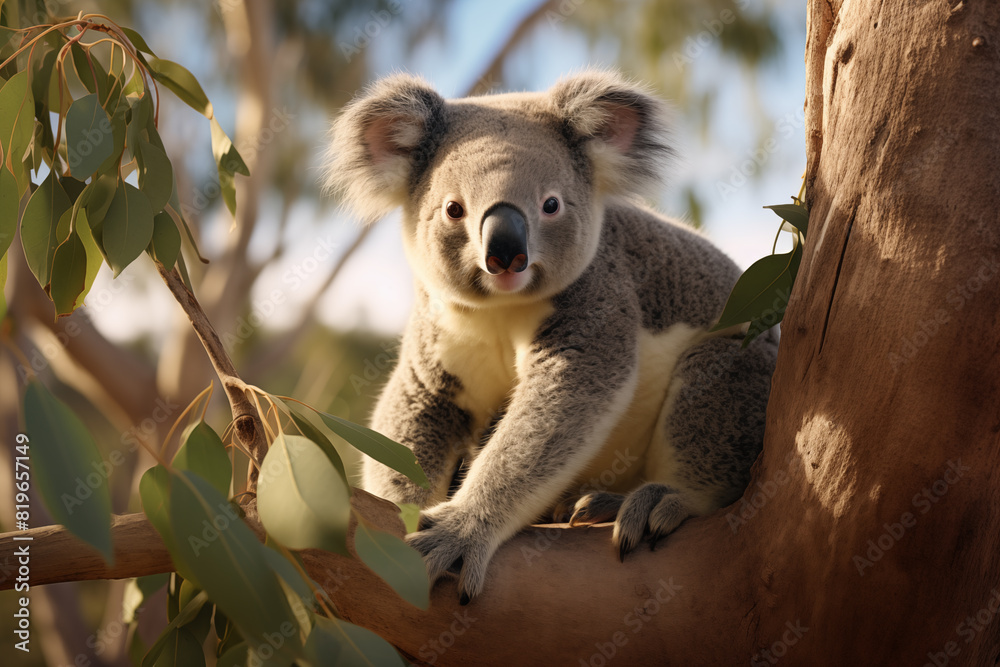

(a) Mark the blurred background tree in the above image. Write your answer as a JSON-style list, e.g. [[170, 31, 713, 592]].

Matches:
[[0, 0, 803, 664]]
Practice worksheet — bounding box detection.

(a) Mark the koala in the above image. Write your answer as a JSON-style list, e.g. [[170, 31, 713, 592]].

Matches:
[[325, 70, 778, 604]]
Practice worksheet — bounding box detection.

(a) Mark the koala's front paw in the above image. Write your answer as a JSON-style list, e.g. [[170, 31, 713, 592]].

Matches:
[[613, 483, 693, 561], [406, 502, 497, 605]]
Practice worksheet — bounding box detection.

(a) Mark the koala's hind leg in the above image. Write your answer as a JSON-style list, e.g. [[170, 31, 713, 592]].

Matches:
[[614, 333, 778, 558]]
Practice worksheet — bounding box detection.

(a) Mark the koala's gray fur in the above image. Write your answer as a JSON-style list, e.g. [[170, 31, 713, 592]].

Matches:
[[326, 70, 778, 603]]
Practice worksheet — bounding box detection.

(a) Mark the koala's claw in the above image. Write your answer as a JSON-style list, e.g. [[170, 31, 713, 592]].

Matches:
[[612, 483, 693, 560], [569, 492, 626, 526], [406, 503, 496, 603]]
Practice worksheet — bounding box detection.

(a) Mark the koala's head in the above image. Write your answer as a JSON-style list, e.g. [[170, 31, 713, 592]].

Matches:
[[325, 70, 672, 307]]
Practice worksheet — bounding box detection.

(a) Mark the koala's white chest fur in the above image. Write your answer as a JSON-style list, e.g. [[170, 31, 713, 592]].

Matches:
[[433, 299, 707, 498]]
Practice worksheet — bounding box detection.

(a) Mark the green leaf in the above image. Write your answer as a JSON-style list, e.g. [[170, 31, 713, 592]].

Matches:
[[304, 616, 406, 667], [71, 43, 110, 102], [0, 70, 35, 191], [148, 212, 180, 269], [23, 380, 113, 562], [216, 644, 248, 667], [712, 245, 802, 334], [0, 252, 8, 320], [209, 117, 248, 217], [73, 208, 103, 306], [122, 26, 157, 57], [167, 470, 303, 662], [141, 589, 211, 667], [96, 91, 128, 175], [0, 164, 18, 259], [65, 93, 115, 179], [151, 627, 205, 667], [353, 520, 429, 609], [122, 573, 168, 623], [173, 421, 231, 498], [29, 46, 58, 107], [126, 93, 152, 152], [20, 170, 70, 288], [765, 202, 809, 237], [82, 172, 117, 225], [103, 181, 154, 276], [258, 433, 350, 554], [260, 546, 317, 612], [139, 464, 196, 584], [398, 504, 420, 534], [272, 397, 347, 483], [311, 408, 429, 489], [50, 228, 87, 315], [147, 57, 211, 117], [137, 137, 173, 211]]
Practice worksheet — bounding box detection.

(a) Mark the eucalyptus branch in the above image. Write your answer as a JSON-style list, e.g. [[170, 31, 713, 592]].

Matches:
[[154, 262, 268, 489]]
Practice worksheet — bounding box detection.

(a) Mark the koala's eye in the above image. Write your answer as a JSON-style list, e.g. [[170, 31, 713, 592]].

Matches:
[[445, 201, 465, 219], [542, 197, 560, 215]]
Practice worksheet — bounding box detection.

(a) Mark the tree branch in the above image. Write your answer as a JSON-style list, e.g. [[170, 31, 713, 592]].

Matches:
[[155, 263, 267, 487]]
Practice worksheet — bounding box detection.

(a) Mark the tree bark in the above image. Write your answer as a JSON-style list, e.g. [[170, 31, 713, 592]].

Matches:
[[3, 2, 998, 665]]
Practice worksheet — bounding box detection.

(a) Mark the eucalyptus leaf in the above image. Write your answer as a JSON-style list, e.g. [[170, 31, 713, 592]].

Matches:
[[304, 616, 406, 667], [354, 520, 430, 609], [310, 407, 429, 489], [73, 209, 104, 307], [65, 93, 114, 179], [167, 470, 304, 663], [712, 246, 801, 333], [147, 57, 211, 117], [20, 170, 70, 288], [50, 229, 87, 315], [137, 137, 173, 211], [0, 70, 35, 191], [149, 212, 180, 269], [103, 181, 154, 276], [173, 421, 231, 498], [765, 202, 809, 237], [257, 433, 350, 554], [122, 26, 157, 57], [151, 627, 205, 667], [23, 380, 113, 562], [0, 164, 17, 259]]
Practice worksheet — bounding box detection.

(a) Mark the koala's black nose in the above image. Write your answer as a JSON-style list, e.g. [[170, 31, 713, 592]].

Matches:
[[481, 204, 528, 274]]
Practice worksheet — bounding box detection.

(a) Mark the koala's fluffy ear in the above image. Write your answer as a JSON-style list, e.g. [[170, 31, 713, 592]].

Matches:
[[324, 74, 445, 223], [550, 70, 673, 199]]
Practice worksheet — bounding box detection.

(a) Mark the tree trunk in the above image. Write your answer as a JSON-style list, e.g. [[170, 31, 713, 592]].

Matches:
[[325, 1, 1000, 663], [2, 2, 997, 664]]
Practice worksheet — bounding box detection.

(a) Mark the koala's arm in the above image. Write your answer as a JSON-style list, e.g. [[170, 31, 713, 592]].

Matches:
[[407, 301, 639, 600], [364, 345, 474, 508]]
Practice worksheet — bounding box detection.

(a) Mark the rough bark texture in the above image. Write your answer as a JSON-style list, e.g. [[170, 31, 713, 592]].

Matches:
[[2, 2, 998, 665]]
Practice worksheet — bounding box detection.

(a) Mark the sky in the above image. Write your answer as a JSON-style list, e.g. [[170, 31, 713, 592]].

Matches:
[[79, 0, 808, 342]]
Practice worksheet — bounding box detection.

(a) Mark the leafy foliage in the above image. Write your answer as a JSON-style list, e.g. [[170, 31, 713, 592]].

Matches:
[[0, 11, 245, 309], [712, 198, 808, 346]]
